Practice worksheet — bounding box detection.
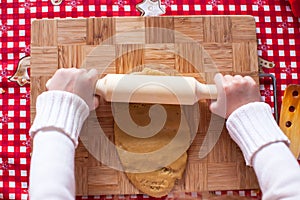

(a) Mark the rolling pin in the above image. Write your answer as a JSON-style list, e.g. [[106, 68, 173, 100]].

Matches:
[[95, 74, 217, 105]]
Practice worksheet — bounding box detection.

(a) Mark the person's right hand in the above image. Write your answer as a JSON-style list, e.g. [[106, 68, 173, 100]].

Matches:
[[46, 68, 99, 111], [209, 73, 262, 118]]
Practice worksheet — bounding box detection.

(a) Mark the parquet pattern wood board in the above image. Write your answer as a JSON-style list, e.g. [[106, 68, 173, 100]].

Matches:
[[30, 16, 259, 195]]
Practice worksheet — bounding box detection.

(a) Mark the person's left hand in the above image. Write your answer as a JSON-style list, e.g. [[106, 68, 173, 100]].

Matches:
[[46, 68, 99, 110]]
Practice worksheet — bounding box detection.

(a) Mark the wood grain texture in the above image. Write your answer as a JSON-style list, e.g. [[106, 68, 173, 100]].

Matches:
[[145, 17, 175, 44], [30, 16, 259, 196], [58, 45, 86, 69], [144, 44, 175, 69], [174, 17, 204, 43], [30, 47, 58, 76], [175, 43, 203, 73], [87, 18, 116, 45], [57, 19, 87, 45], [203, 16, 232, 43], [280, 85, 300, 159], [116, 44, 145, 73], [31, 19, 57, 47], [116, 17, 145, 44]]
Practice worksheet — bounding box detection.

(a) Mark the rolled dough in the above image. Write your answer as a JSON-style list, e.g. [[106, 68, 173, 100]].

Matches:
[[114, 68, 192, 197]]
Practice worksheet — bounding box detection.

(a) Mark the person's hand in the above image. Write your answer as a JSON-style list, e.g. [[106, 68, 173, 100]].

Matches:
[[46, 68, 99, 110], [210, 73, 262, 118]]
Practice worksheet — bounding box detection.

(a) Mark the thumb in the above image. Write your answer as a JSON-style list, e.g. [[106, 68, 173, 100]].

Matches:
[[213, 73, 225, 94], [209, 100, 218, 113], [209, 73, 227, 118], [209, 99, 227, 118], [87, 68, 98, 92], [46, 78, 52, 90]]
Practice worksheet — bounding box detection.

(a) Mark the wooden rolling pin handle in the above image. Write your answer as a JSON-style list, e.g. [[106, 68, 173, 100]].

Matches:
[[196, 82, 218, 100], [95, 77, 106, 98]]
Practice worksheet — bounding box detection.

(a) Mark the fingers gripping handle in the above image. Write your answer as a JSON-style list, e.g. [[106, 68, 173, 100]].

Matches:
[[95, 74, 217, 105]]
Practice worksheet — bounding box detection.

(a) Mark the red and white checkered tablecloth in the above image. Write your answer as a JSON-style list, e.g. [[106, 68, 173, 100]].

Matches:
[[0, 0, 299, 199]]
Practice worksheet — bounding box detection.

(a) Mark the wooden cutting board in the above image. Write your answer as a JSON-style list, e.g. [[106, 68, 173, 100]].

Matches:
[[30, 16, 259, 195]]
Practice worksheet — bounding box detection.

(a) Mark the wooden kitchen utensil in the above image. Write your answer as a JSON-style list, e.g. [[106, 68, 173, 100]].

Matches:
[[30, 16, 259, 195], [95, 74, 217, 105], [279, 84, 300, 159]]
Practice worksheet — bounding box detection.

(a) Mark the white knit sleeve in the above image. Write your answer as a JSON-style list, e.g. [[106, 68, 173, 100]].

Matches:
[[29, 90, 90, 200], [226, 102, 290, 166], [29, 130, 76, 200], [29, 90, 90, 147], [253, 142, 300, 200]]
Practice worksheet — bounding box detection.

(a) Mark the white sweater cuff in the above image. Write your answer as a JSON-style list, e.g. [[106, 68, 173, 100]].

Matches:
[[226, 102, 290, 166], [29, 90, 90, 147]]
